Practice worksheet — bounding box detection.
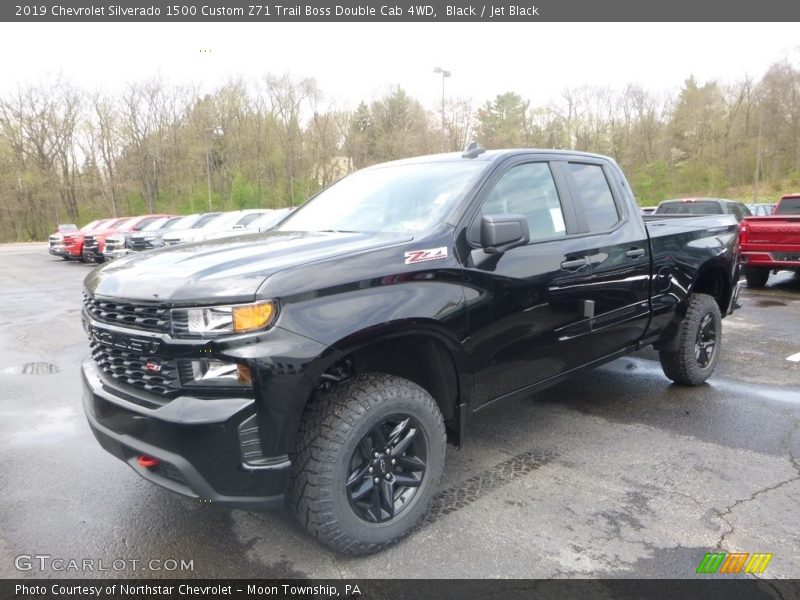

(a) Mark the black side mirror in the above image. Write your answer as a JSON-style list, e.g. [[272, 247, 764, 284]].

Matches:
[[480, 214, 530, 254]]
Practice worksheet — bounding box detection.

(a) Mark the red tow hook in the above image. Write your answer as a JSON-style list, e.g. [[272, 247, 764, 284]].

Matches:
[[137, 455, 160, 468]]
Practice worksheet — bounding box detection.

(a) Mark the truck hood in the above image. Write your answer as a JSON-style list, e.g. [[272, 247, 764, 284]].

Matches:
[[84, 230, 410, 304]]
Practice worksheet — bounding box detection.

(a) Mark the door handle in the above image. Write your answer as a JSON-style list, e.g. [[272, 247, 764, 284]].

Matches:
[[626, 248, 646, 259], [560, 257, 587, 270]]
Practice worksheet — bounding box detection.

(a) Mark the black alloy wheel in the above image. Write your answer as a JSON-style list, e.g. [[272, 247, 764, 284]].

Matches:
[[345, 415, 427, 523], [694, 313, 717, 368]]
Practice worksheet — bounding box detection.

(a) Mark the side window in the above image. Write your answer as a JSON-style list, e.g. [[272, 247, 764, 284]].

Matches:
[[568, 163, 620, 231], [478, 162, 567, 242], [733, 204, 750, 220]]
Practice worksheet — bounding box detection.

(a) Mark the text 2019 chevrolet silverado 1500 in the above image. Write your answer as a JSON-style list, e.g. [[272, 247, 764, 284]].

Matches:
[[82, 148, 741, 554], [739, 194, 800, 287]]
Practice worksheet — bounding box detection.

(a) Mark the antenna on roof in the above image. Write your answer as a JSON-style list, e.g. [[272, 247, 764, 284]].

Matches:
[[462, 141, 486, 159]]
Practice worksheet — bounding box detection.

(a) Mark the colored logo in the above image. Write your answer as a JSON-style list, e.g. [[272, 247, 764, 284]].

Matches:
[[696, 552, 772, 574]]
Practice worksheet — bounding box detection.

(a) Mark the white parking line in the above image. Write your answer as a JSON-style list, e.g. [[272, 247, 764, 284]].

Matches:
[[787, 352, 800, 362]]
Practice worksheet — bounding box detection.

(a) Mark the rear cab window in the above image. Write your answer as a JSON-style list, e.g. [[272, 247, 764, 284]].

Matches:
[[775, 197, 800, 215]]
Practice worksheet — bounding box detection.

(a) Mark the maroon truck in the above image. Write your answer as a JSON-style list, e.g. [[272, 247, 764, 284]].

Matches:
[[739, 194, 800, 287]]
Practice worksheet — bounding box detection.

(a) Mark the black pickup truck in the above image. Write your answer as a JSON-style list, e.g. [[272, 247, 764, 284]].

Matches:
[[81, 148, 741, 555]]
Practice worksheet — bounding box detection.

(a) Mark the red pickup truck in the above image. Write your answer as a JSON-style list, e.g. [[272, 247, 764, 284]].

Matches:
[[82, 214, 171, 263], [739, 194, 800, 287], [63, 218, 118, 261]]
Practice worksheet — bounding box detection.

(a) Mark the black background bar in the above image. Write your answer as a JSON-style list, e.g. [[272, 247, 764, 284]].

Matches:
[[3, 0, 800, 22], [3, 579, 800, 600]]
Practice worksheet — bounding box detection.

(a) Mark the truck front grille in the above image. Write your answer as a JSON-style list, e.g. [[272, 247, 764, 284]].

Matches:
[[83, 235, 98, 249], [130, 238, 153, 251], [90, 341, 180, 397], [83, 293, 172, 334]]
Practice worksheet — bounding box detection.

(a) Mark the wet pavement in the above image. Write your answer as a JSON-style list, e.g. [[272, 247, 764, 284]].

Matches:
[[1, 243, 798, 579]]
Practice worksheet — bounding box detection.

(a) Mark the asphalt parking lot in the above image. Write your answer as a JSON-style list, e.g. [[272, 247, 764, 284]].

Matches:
[[1, 243, 799, 579]]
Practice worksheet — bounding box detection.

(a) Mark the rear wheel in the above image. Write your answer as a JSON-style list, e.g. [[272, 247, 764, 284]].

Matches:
[[289, 373, 446, 555], [744, 267, 769, 288], [659, 293, 722, 386]]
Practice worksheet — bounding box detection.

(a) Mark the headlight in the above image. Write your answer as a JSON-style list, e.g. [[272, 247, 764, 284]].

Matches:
[[173, 301, 277, 337]]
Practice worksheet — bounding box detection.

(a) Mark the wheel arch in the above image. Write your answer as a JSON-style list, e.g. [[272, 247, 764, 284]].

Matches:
[[286, 320, 470, 453], [654, 259, 732, 352]]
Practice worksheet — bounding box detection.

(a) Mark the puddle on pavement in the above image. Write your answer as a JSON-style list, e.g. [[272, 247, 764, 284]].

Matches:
[[2, 362, 60, 375], [755, 300, 787, 307]]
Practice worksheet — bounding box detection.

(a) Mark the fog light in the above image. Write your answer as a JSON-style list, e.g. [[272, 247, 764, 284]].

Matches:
[[180, 359, 252, 388]]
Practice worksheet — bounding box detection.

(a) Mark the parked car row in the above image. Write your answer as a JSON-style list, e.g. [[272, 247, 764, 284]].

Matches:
[[639, 195, 800, 287], [639, 197, 781, 220], [48, 207, 293, 263], [653, 197, 752, 221]]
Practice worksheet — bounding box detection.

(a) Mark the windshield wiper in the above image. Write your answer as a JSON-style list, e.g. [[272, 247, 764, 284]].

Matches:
[[316, 229, 361, 234]]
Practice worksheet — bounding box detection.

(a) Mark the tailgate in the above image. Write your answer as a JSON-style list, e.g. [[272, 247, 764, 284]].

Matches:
[[741, 216, 800, 246]]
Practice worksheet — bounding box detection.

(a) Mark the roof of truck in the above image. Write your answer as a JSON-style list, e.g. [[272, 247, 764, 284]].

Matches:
[[363, 148, 615, 170]]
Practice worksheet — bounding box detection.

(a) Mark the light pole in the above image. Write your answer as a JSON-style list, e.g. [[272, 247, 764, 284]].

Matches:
[[433, 67, 451, 152], [204, 126, 222, 211]]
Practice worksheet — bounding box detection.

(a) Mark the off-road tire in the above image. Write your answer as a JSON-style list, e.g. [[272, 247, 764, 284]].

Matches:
[[745, 267, 769, 288], [289, 373, 446, 555], [659, 293, 722, 386]]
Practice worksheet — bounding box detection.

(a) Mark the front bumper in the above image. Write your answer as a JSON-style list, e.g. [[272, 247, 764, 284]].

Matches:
[[81, 358, 289, 509], [49, 245, 66, 256], [82, 246, 105, 262], [102, 248, 133, 260]]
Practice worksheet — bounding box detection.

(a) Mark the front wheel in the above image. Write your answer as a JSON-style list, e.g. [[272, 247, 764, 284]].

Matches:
[[659, 293, 722, 386], [289, 374, 446, 555]]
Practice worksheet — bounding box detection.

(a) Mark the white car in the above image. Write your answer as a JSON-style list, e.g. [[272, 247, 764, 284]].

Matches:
[[203, 207, 294, 240], [161, 210, 270, 246]]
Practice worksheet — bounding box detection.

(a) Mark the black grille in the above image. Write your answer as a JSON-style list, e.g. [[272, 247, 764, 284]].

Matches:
[[130, 237, 153, 251], [83, 293, 172, 333], [91, 341, 180, 397], [84, 235, 98, 249]]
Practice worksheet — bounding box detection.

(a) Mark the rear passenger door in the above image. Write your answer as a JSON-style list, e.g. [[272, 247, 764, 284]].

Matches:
[[553, 159, 651, 364]]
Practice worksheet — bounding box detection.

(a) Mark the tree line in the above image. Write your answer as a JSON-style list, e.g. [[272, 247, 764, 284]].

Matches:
[[1, 59, 799, 242]]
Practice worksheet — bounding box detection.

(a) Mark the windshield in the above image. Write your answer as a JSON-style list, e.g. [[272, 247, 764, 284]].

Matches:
[[234, 212, 265, 227], [140, 217, 169, 231], [277, 161, 487, 235], [775, 197, 800, 215], [192, 213, 222, 228], [163, 214, 200, 230], [253, 208, 292, 230], [81, 219, 103, 231]]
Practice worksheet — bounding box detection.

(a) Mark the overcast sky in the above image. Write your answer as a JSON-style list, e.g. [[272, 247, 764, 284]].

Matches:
[[1, 22, 798, 109]]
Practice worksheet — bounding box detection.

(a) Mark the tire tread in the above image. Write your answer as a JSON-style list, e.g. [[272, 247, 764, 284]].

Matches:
[[288, 373, 446, 555]]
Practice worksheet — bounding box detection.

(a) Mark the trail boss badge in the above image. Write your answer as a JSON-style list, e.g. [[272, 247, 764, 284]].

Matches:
[[404, 247, 448, 265]]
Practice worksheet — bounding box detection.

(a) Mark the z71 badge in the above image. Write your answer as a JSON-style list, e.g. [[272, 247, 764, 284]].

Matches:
[[404, 247, 448, 265]]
